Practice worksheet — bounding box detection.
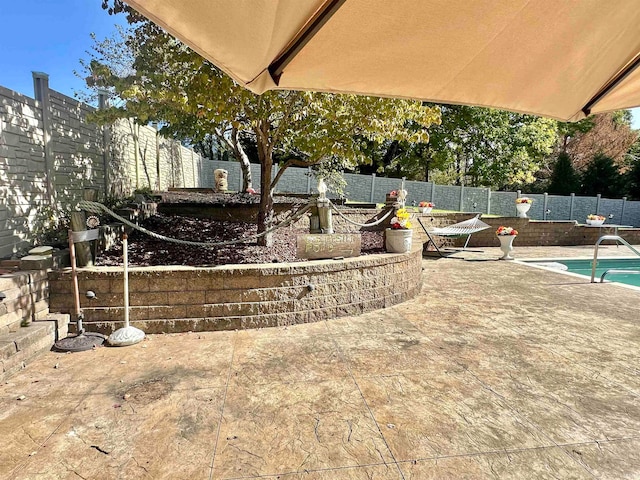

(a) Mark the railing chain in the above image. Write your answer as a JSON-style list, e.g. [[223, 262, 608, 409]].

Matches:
[[78, 200, 311, 248]]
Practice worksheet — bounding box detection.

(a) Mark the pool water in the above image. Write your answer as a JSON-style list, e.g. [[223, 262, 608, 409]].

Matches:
[[528, 258, 640, 287]]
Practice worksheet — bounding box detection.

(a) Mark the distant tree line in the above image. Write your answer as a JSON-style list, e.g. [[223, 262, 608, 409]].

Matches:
[[544, 112, 639, 199]]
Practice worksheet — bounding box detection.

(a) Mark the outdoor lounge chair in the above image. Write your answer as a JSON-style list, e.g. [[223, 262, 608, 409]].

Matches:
[[419, 214, 491, 257]]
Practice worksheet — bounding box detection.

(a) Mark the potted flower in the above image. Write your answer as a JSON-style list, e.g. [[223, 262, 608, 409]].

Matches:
[[515, 197, 533, 218], [386, 208, 413, 253], [386, 190, 400, 206], [496, 226, 518, 260], [586, 214, 606, 226], [418, 201, 434, 214]]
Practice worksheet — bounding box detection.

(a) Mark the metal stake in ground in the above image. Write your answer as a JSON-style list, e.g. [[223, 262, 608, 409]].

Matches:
[[107, 232, 145, 346], [53, 229, 106, 352]]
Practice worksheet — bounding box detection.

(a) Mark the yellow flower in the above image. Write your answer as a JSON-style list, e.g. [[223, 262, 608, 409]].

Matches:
[[396, 208, 410, 220]]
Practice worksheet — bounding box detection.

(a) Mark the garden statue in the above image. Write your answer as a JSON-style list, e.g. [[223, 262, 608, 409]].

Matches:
[[316, 178, 333, 234], [214, 169, 228, 192]]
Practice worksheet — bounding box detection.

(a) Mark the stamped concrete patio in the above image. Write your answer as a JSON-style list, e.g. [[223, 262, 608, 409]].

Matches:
[[2, 245, 640, 479]]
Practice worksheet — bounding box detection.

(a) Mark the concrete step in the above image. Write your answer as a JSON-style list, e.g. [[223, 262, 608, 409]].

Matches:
[[36, 313, 70, 341], [0, 270, 50, 334], [0, 322, 57, 382], [19, 255, 53, 270]]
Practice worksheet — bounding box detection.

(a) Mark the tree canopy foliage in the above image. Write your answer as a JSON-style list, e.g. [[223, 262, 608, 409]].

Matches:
[[93, 0, 639, 207], [421, 105, 557, 189], [581, 153, 624, 197], [547, 151, 580, 195], [89, 4, 440, 244], [563, 112, 637, 171]]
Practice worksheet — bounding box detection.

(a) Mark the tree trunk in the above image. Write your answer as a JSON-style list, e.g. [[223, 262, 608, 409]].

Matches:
[[70, 212, 93, 267], [382, 140, 399, 171], [256, 127, 274, 247], [231, 127, 252, 191], [454, 155, 462, 186], [154, 123, 161, 190], [424, 158, 431, 183]]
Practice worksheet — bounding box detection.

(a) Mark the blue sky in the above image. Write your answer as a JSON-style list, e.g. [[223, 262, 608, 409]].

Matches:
[[1, 0, 639, 128], [0, 0, 125, 101]]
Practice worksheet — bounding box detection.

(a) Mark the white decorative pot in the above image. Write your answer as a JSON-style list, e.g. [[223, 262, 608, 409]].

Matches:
[[586, 219, 605, 226], [420, 207, 433, 214], [516, 202, 531, 218], [498, 235, 516, 260], [386, 228, 413, 253]]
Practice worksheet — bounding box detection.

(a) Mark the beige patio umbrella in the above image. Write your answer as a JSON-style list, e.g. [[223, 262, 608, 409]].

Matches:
[[124, 0, 640, 121]]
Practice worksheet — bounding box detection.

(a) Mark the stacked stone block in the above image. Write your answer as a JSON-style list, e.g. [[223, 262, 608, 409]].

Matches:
[[0, 270, 49, 334], [0, 269, 69, 381], [48, 248, 424, 335], [456, 216, 640, 247]]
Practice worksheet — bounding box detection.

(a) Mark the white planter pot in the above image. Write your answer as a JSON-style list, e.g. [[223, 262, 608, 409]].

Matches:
[[385, 228, 413, 253], [420, 207, 433, 214], [586, 219, 605, 226], [498, 235, 516, 260], [516, 202, 531, 218]]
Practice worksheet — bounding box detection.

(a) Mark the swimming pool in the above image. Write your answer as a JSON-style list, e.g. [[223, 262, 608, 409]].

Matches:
[[523, 258, 640, 287]]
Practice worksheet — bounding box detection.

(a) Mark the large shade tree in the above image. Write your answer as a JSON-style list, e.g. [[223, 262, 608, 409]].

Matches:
[[623, 139, 640, 200], [581, 153, 624, 197], [91, 3, 441, 245], [547, 151, 581, 195], [564, 112, 638, 171], [354, 105, 557, 187], [419, 105, 557, 189]]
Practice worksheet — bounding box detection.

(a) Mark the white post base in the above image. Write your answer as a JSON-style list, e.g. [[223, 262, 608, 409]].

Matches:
[[108, 326, 145, 347]]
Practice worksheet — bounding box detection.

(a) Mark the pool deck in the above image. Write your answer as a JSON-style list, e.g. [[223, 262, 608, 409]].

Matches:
[[2, 244, 640, 479]]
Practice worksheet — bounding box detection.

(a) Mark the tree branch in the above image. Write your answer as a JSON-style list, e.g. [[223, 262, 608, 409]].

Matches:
[[271, 92, 299, 148], [271, 157, 324, 190], [214, 127, 234, 151]]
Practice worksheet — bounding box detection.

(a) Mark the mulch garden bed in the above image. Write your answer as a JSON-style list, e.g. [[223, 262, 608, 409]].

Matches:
[[96, 192, 384, 266]]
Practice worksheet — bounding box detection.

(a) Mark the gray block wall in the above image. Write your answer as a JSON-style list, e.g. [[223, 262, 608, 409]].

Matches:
[[546, 195, 572, 221], [208, 159, 640, 228]]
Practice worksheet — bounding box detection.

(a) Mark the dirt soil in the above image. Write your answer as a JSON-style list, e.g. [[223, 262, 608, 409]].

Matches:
[[96, 209, 385, 267], [156, 191, 309, 206]]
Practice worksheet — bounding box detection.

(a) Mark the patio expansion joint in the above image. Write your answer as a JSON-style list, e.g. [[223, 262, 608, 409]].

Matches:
[[7, 391, 94, 478], [221, 460, 399, 480], [325, 331, 407, 480], [393, 437, 637, 466], [208, 330, 238, 480]]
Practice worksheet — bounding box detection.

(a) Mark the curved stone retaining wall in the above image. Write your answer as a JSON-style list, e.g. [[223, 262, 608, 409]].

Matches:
[[47, 247, 423, 334]]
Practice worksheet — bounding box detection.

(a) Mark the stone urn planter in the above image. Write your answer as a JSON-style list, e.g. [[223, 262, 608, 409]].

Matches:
[[497, 235, 516, 260], [515, 201, 532, 218], [419, 202, 434, 215], [385, 228, 413, 253], [496, 226, 518, 260], [586, 215, 605, 226]]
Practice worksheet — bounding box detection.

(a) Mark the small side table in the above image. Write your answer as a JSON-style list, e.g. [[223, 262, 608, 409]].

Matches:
[[584, 224, 633, 236]]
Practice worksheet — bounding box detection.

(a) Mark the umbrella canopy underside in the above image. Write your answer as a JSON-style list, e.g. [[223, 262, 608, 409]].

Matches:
[[125, 0, 640, 121]]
